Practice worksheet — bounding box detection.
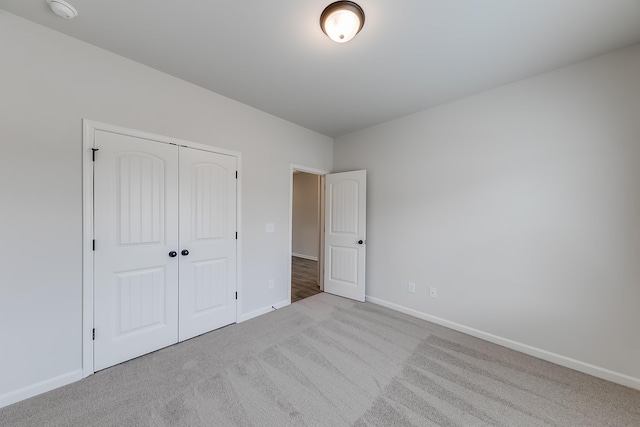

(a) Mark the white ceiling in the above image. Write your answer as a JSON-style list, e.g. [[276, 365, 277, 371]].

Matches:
[[2, 1, 640, 137]]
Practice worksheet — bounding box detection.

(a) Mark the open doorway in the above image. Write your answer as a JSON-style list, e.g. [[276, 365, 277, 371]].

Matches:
[[291, 171, 322, 302], [289, 165, 327, 303], [289, 165, 368, 304]]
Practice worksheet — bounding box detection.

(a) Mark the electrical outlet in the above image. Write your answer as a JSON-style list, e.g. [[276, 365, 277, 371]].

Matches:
[[266, 223, 275, 233], [408, 282, 416, 293], [430, 286, 438, 298], [268, 279, 275, 289]]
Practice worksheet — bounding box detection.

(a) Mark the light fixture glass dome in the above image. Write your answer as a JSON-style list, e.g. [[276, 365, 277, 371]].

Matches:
[[47, 0, 78, 19], [320, 1, 365, 43]]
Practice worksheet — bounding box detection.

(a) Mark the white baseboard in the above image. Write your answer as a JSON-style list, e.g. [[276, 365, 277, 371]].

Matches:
[[292, 253, 318, 261], [237, 299, 291, 323], [365, 296, 640, 391], [0, 369, 83, 409]]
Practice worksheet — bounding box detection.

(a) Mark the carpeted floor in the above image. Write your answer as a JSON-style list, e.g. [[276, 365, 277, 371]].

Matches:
[[1, 293, 639, 426]]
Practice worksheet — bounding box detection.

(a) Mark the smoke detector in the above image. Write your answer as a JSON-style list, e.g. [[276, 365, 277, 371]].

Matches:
[[47, 0, 78, 19]]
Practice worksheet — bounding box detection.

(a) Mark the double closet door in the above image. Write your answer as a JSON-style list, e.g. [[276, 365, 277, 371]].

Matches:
[[93, 130, 236, 371]]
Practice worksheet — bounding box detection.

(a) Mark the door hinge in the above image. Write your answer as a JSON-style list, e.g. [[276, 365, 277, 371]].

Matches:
[[92, 328, 95, 340], [235, 232, 238, 239], [235, 171, 238, 179], [91, 148, 99, 161], [235, 292, 238, 300], [92, 240, 95, 251]]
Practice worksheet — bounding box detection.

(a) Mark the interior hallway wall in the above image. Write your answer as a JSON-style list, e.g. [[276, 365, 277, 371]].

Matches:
[[292, 172, 320, 260], [334, 44, 640, 386]]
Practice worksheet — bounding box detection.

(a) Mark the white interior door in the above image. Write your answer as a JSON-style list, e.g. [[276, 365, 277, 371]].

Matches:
[[94, 131, 179, 371], [178, 147, 237, 341], [324, 170, 367, 301], [93, 128, 238, 371]]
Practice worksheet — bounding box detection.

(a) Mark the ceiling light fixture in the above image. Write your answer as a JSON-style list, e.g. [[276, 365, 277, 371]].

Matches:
[[320, 1, 365, 43], [47, 0, 78, 19]]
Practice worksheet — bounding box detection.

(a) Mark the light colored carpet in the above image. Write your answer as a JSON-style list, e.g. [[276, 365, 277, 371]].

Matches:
[[1, 293, 639, 426]]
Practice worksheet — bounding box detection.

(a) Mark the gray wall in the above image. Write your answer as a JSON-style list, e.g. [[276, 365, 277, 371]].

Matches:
[[334, 45, 640, 384], [0, 12, 332, 404], [292, 173, 320, 259]]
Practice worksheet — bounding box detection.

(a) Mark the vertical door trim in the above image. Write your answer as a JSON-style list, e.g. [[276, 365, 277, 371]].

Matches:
[[81, 121, 95, 378], [288, 164, 330, 304], [318, 175, 326, 291], [82, 119, 242, 377]]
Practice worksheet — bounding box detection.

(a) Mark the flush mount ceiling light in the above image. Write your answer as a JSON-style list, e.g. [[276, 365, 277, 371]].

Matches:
[[47, 0, 78, 19], [320, 1, 365, 43]]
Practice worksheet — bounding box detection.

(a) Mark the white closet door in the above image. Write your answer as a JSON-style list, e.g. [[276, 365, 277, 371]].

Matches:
[[178, 147, 237, 341], [94, 131, 179, 371], [324, 170, 367, 302]]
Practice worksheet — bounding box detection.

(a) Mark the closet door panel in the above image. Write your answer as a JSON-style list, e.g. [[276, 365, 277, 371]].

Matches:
[[178, 147, 237, 341], [93, 131, 179, 371]]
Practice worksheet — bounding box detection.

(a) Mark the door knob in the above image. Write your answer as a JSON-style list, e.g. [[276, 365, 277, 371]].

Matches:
[[169, 251, 177, 257], [181, 249, 190, 256], [357, 240, 364, 245]]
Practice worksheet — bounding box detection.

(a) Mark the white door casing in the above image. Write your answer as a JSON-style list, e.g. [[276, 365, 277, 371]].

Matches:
[[93, 130, 179, 371], [324, 170, 367, 302], [178, 147, 237, 341]]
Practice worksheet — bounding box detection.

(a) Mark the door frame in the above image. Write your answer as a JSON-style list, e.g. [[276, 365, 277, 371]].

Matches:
[[288, 164, 329, 303], [82, 119, 242, 377]]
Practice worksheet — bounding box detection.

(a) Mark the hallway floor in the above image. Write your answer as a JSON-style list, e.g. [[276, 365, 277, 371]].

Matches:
[[291, 256, 321, 302]]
